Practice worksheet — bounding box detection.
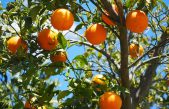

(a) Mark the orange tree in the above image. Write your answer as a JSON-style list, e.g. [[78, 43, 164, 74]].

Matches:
[[0, 0, 169, 109]]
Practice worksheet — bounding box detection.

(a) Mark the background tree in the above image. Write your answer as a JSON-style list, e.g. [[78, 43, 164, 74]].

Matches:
[[0, 0, 169, 109]]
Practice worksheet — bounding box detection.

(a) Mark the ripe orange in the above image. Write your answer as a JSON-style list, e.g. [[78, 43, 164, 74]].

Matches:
[[129, 43, 144, 58], [51, 8, 74, 30], [85, 24, 107, 45], [126, 10, 148, 33], [100, 92, 122, 109], [7, 36, 28, 54], [50, 51, 67, 62], [38, 29, 58, 51], [24, 101, 35, 109], [92, 74, 106, 85], [101, 4, 118, 26]]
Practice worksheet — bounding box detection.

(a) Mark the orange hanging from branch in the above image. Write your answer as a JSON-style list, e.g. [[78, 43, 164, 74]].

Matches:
[[100, 92, 122, 109], [85, 24, 107, 45], [51, 8, 74, 31], [37, 29, 58, 51], [126, 10, 148, 33], [7, 36, 28, 54], [129, 43, 144, 58], [50, 51, 67, 63]]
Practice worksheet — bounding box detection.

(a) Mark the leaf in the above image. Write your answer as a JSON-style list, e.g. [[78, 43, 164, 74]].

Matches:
[[43, 83, 56, 101], [13, 101, 24, 109], [74, 14, 80, 22], [44, 67, 56, 76], [57, 90, 71, 101], [75, 23, 83, 32], [125, 0, 133, 8], [73, 55, 88, 66], [24, 16, 32, 29], [136, 0, 146, 10], [29, 5, 42, 21], [58, 32, 67, 49], [157, 0, 168, 10], [40, 16, 48, 25]]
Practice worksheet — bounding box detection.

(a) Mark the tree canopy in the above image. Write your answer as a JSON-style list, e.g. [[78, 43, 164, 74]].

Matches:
[[0, 0, 169, 109]]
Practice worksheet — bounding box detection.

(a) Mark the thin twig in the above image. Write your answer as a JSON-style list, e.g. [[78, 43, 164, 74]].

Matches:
[[69, 40, 120, 72]]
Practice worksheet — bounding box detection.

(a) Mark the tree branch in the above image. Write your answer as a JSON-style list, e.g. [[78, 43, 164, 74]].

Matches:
[[134, 53, 169, 72], [128, 37, 169, 69], [69, 40, 120, 71], [90, 0, 121, 25], [133, 32, 169, 106], [99, 0, 131, 109]]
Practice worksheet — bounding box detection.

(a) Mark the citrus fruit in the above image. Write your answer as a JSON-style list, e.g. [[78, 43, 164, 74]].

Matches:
[[92, 74, 106, 85], [50, 51, 67, 62], [100, 92, 122, 109], [85, 24, 107, 45], [7, 36, 27, 54], [51, 8, 74, 30], [37, 29, 58, 51], [126, 10, 148, 33], [129, 43, 144, 58], [101, 4, 118, 26]]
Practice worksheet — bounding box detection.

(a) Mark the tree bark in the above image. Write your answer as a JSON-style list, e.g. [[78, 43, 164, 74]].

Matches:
[[99, 0, 132, 108], [119, 26, 131, 109]]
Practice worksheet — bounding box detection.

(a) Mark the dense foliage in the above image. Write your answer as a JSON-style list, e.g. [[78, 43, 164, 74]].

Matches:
[[0, 0, 169, 109]]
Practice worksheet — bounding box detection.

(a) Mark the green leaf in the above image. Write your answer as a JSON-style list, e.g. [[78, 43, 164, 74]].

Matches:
[[43, 83, 56, 101], [24, 16, 32, 29], [58, 32, 67, 49], [40, 16, 48, 25], [57, 90, 71, 101], [74, 14, 80, 22], [157, 0, 168, 10], [13, 101, 24, 109], [125, 0, 133, 8], [73, 55, 88, 66], [29, 5, 42, 21], [75, 23, 83, 32], [125, 0, 138, 9]]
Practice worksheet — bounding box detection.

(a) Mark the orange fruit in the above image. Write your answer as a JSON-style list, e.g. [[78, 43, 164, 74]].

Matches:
[[126, 10, 148, 33], [85, 24, 107, 45], [101, 4, 118, 26], [24, 101, 35, 109], [50, 51, 67, 62], [129, 43, 144, 58], [51, 8, 74, 30], [92, 74, 106, 85], [38, 29, 58, 51], [100, 92, 122, 109], [7, 36, 28, 54]]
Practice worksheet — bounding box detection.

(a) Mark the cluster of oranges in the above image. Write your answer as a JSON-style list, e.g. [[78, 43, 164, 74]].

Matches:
[[6, 5, 148, 108], [6, 9, 73, 63], [102, 5, 147, 58], [7, 5, 147, 59]]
